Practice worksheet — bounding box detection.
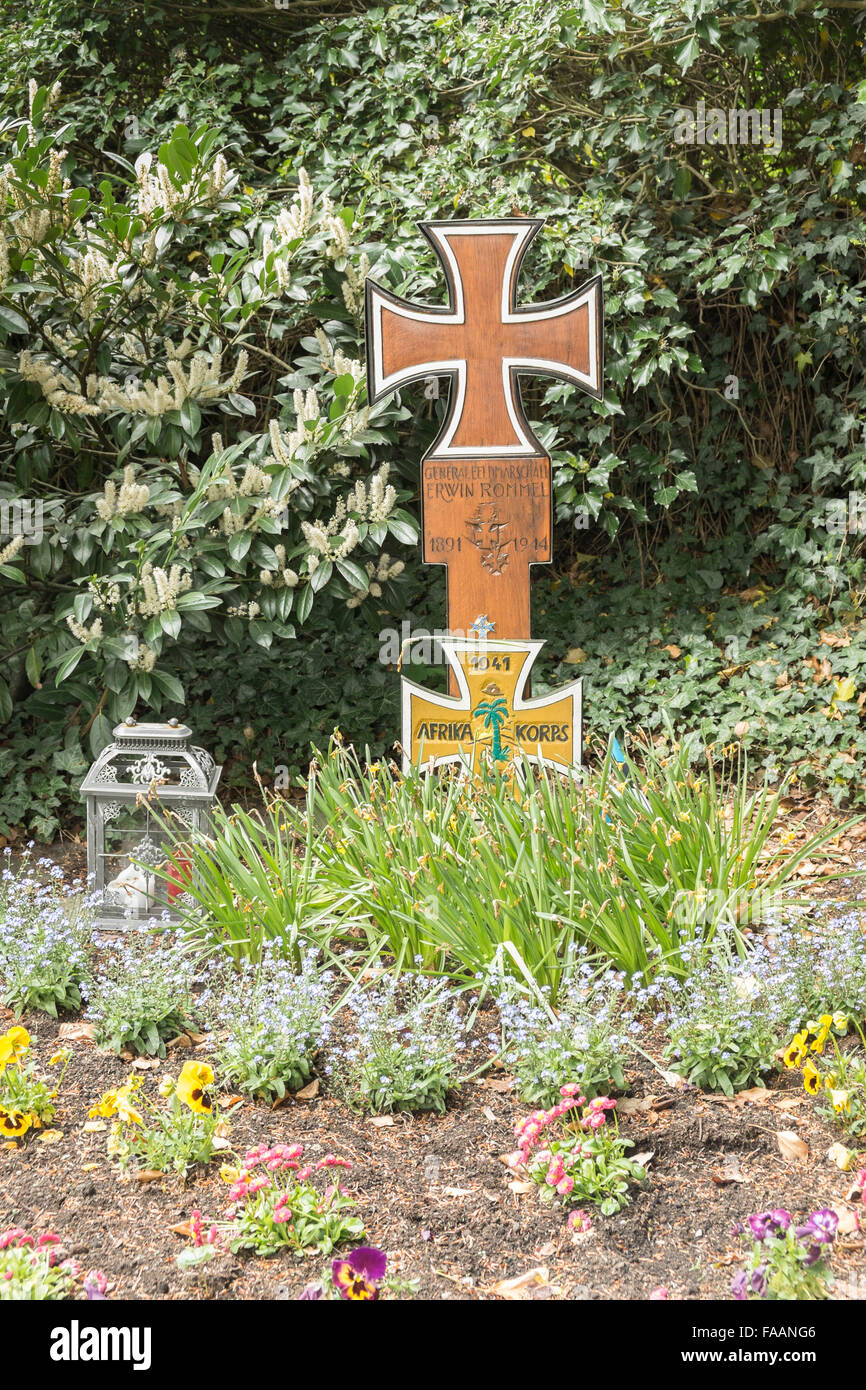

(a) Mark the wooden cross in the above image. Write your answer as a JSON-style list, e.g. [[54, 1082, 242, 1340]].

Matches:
[[365, 218, 603, 773], [366, 219, 602, 642]]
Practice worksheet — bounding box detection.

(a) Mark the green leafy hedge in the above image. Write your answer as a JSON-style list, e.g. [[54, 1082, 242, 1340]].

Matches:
[[1, 0, 866, 836]]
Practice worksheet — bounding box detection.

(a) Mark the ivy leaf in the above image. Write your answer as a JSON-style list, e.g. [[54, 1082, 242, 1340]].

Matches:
[[675, 36, 700, 73]]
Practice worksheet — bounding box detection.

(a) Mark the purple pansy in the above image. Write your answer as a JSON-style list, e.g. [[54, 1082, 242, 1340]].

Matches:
[[332, 1246, 387, 1301], [807, 1208, 839, 1243], [747, 1212, 773, 1241]]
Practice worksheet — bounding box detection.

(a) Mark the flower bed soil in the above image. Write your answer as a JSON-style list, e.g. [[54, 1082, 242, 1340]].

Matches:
[[2, 1005, 864, 1302]]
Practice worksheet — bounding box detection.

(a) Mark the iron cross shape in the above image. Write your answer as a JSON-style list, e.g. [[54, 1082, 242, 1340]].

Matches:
[[365, 219, 603, 459]]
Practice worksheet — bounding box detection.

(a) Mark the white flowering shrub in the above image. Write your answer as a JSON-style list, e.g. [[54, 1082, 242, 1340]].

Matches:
[[0, 85, 417, 754]]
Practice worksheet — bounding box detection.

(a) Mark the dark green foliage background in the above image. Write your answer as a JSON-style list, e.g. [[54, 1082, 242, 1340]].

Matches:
[[1, 0, 866, 835]]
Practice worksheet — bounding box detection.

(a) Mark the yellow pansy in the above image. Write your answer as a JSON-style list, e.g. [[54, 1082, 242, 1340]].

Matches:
[[0, 1106, 32, 1138], [803, 1060, 822, 1096], [114, 1085, 143, 1126], [783, 1033, 808, 1070], [176, 1061, 215, 1114], [0, 1026, 30, 1071], [832, 1013, 849, 1032], [89, 1089, 119, 1119], [829, 1088, 850, 1115], [807, 1015, 832, 1053]]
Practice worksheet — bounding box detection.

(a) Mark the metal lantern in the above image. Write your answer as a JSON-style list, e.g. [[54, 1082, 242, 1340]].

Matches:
[[80, 716, 221, 928]]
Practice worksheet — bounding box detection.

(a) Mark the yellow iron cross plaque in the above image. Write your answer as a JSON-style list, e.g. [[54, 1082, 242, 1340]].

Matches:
[[401, 637, 581, 775]]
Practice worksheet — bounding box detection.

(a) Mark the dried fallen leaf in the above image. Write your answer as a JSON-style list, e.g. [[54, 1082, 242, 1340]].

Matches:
[[618, 1095, 659, 1115], [737, 1086, 772, 1105], [776, 1130, 808, 1161], [83, 1121, 106, 1133], [212, 1135, 231, 1151], [632, 1151, 655, 1169], [38, 1129, 63, 1145], [58, 1021, 96, 1044], [661, 1070, 687, 1090], [443, 1187, 474, 1198], [294, 1079, 320, 1101], [220, 1095, 244, 1111], [166, 1034, 193, 1052], [662, 644, 682, 659], [369, 1115, 395, 1128], [170, 1221, 194, 1239], [702, 1086, 769, 1107], [488, 1267, 553, 1299], [486, 1076, 514, 1093], [564, 648, 587, 664], [830, 1202, 860, 1235], [134, 1170, 165, 1184], [507, 1180, 534, 1194]]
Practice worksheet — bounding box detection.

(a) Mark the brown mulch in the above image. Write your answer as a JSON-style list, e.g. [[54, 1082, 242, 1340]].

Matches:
[[1, 1007, 864, 1302]]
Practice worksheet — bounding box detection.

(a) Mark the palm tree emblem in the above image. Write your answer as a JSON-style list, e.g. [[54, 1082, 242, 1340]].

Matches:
[[472, 682, 510, 762]]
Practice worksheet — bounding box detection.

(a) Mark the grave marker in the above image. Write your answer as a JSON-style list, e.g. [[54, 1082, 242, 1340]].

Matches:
[[366, 218, 603, 774]]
